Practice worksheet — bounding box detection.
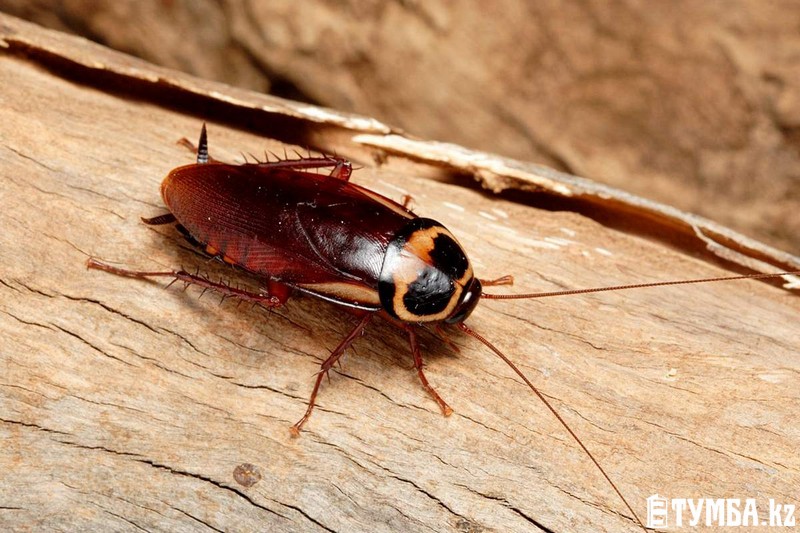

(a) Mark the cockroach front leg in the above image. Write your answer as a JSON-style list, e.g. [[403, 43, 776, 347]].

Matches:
[[86, 259, 288, 307], [291, 313, 373, 436]]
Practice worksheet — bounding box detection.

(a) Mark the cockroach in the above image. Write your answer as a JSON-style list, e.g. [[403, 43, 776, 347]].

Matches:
[[87, 125, 799, 531]]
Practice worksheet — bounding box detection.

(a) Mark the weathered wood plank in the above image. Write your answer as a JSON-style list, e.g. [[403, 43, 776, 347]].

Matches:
[[1, 16, 799, 533], [4, 1, 800, 252]]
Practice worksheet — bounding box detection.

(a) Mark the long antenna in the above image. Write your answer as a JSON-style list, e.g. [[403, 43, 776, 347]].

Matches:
[[482, 271, 800, 300], [457, 322, 646, 531]]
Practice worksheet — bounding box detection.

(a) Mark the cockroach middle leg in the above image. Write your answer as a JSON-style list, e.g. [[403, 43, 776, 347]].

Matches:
[[405, 326, 454, 417], [86, 259, 287, 307], [433, 324, 461, 354], [291, 313, 373, 436], [178, 123, 353, 180], [252, 156, 352, 181]]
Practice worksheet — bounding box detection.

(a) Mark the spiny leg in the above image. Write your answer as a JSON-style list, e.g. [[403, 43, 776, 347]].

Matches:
[[255, 156, 352, 181], [179, 137, 352, 181], [86, 258, 288, 307], [291, 147, 352, 181], [178, 124, 352, 180], [406, 326, 453, 416], [291, 313, 374, 436]]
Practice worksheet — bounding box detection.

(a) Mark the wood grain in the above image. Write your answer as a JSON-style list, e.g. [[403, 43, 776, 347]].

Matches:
[[1, 16, 799, 533]]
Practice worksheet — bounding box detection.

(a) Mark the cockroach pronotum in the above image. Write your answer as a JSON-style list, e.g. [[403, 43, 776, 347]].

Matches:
[[87, 125, 799, 531]]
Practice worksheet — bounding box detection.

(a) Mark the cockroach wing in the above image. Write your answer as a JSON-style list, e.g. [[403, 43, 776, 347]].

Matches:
[[161, 163, 415, 309]]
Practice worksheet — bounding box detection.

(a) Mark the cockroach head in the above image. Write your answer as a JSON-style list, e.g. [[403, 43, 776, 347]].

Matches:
[[445, 276, 482, 324]]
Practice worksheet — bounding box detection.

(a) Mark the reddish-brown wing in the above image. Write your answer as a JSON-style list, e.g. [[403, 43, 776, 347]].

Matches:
[[162, 162, 415, 309]]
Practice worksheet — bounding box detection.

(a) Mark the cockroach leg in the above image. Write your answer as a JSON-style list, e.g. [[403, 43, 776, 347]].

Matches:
[[291, 313, 373, 436], [433, 324, 461, 354], [141, 213, 177, 226], [86, 259, 286, 307], [401, 194, 414, 209], [479, 275, 515, 287], [266, 279, 292, 306], [329, 159, 352, 181], [405, 326, 454, 417], [176, 137, 196, 152], [253, 156, 352, 182], [179, 124, 352, 180]]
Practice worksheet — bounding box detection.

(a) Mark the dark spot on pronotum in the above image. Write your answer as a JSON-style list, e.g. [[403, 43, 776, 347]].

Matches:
[[429, 233, 468, 280], [378, 277, 398, 316], [400, 217, 439, 238], [403, 266, 455, 315], [233, 463, 262, 487]]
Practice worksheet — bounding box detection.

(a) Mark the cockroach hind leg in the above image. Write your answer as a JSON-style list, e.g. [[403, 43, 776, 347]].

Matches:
[[406, 326, 453, 417], [87, 259, 286, 308], [290, 313, 374, 436], [87, 258, 169, 279], [172, 272, 289, 308]]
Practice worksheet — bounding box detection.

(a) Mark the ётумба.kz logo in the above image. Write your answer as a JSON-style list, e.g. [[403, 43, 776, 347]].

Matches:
[[646, 495, 796, 528]]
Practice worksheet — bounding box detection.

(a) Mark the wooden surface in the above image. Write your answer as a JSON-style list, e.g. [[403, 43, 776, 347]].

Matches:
[[2, 17, 800, 533]]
